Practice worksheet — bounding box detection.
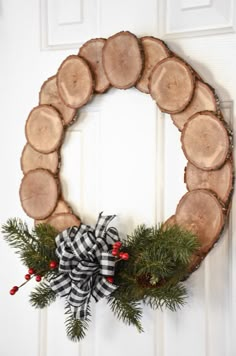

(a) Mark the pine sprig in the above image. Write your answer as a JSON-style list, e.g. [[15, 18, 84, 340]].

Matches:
[[29, 281, 57, 308], [65, 303, 90, 342], [1, 218, 58, 275], [107, 296, 143, 332]]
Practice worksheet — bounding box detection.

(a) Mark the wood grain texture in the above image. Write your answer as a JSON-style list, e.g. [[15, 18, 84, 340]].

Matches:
[[21, 143, 59, 174], [39, 75, 76, 125], [19, 169, 59, 220], [79, 38, 110, 93], [136, 36, 170, 93], [103, 31, 143, 89], [181, 111, 230, 170], [57, 55, 94, 109], [25, 105, 64, 154], [171, 80, 217, 130], [149, 56, 195, 114], [176, 189, 224, 254], [185, 160, 233, 204], [47, 213, 80, 232]]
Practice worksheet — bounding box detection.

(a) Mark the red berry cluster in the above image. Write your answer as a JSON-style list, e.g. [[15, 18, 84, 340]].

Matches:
[[111, 241, 129, 261], [9, 260, 58, 295], [106, 241, 129, 284]]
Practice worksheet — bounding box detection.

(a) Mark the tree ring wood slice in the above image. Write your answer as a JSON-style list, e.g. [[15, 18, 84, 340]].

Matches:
[[102, 31, 143, 89], [176, 189, 224, 253], [39, 75, 76, 125], [47, 213, 80, 232], [21, 143, 59, 174], [171, 80, 217, 131], [149, 56, 195, 114], [136, 36, 170, 94], [57, 55, 94, 109], [181, 111, 230, 170], [34, 199, 72, 225], [79, 38, 110, 93], [19, 169, 59, 220], [25, 105, 64, 154], [185, 160, 233, 204]]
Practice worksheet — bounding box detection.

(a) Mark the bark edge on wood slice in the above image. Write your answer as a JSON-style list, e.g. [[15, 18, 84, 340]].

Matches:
[[19, 168, 59, 220], [21, 143, 59, 174], [102, 31, 143, 89], [149, 56, 195, 114], [185, 160, 233, 205], [181, 111, 230, 170], [39, 75, 76, 126], [25, 105, 64, 154], [136, 36, 170, 94], [57, 55, 94, 109], [47, 213, 80, 232], [79, 38, 110, 93], [176, 189, 225, 254], [171, 80, 218, 131]]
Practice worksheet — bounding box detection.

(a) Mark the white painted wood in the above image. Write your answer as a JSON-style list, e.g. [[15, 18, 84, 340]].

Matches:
[[0, 1, 235, 356], [159, 0, 235, 38], [40, 0, 99, 50]]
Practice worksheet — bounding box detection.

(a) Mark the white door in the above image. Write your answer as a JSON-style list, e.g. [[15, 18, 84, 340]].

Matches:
[[0, 1, 235, 356]]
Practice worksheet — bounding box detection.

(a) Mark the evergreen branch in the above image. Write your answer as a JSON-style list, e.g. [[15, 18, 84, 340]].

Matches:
[[1, 218, 34, 251], [65, 303, 90, 342], [143, 282, 187, 311], [107, 296, 143, 332], [29, 281, 57, 308]]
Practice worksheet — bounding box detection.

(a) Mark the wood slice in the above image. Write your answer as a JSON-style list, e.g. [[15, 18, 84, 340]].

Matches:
[[35, 199, 72, 225], [136, 36, 170, 93], [176, 189, 224, 253], [39, 75, 76, 125], [102, 31, 143, 89], [185, 160, 233, 204], [163, 215, 176, 229], [181, 111, 230, 170], [79, 38, 110, 93], [19, 169, 59, 220], [171, 80, 217, 130], [21, 143, 59, 174], [25, 105, 64, 154], [47, 213, 80, 232], [149, 56, 195, 114], [57, 55, 94, 109]]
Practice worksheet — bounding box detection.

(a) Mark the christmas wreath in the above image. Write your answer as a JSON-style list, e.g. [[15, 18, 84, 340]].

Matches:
[[2, 31, 233, 342]]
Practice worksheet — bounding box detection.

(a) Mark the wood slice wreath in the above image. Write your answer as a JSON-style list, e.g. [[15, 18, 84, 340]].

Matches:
[[19, 30, 234, 272], [2, 30, 233, 342]]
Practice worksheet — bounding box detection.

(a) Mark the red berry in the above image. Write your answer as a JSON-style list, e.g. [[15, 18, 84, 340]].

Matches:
[[113, 241, 122, 249], [28, 268, 35, 275], [120, 252, 129, 260], [35, 275, 42, 282], [112, 249, 119, 256], [25, 274, 31, 280], [49, 260, 58, 269], [9, 289, 16, 295], [12, 286, 19, 292], [106, 276, 114, 283]]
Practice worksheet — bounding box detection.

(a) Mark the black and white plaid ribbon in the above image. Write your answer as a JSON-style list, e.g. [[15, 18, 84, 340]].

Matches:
[[50, 213, 120, 320]]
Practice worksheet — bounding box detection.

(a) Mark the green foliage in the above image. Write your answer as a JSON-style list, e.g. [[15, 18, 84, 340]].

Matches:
[[107, 296, 143, 332], [111, 223, 199, 317], [65, 303, 90, 342], [2, 218, 58, 276], [30, 281, 57, 308]]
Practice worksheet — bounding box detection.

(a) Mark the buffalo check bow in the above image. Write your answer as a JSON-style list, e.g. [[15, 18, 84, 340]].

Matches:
[[50, 213, 120, 320]]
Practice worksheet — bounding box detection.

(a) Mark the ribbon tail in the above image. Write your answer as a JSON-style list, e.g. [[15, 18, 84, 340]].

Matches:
[[92, 275, 117, 302]]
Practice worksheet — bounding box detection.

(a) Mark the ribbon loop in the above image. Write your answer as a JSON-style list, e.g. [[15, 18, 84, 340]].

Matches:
[[50, 213, 120, 320]]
